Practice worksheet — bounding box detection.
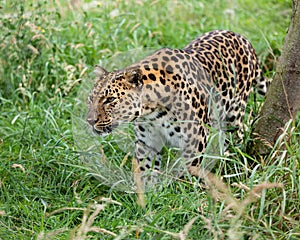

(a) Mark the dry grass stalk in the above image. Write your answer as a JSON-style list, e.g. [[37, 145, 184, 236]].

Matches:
[[99, 143, 107, 164], [120, 152, 131, 167], [46, 207, 86, 217], [132, 157, 146, 208], [188, 167, 285, 238], [37, 228, 68, 240], [70, 203, 117, 239], [153, 216, 199, 240], [11, 163, 26, 173], [178, 216, 199, 240], [43, 198, 121, 239]]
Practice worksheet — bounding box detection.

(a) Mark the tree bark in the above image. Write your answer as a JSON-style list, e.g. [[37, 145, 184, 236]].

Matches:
[[252, 0, 300, 154]]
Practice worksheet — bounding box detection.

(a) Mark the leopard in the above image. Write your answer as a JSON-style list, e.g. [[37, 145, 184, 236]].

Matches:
[[86, 30, 268, 182]]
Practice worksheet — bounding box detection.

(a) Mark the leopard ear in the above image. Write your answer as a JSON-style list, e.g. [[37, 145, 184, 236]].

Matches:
[[94, 65, 108, 78], [126, 68, 143, 88]]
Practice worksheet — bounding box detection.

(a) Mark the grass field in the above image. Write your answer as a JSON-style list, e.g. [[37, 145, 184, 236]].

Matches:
[[1, 0, 299, 239]]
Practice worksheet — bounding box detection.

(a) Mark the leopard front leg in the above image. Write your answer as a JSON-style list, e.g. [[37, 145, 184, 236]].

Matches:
[[181, 124, 209, 177], [134, 122, 164, 185]]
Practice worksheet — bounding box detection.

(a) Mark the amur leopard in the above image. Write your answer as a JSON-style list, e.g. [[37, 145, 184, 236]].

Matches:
[[86, 30, 268, 181]]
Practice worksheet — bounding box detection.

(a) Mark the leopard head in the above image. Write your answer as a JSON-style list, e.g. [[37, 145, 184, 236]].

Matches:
[[87, 65, 144, 136]]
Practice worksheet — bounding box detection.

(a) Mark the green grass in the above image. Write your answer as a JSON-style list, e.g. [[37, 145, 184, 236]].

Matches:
[[1, 0, 299, 239]]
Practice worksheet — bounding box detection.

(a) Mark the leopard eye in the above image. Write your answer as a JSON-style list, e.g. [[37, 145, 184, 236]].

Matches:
[[103, 97, 116, 104]]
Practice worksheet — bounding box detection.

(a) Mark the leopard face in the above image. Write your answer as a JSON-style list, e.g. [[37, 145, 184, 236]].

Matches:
[[87, 66, 144, 135]]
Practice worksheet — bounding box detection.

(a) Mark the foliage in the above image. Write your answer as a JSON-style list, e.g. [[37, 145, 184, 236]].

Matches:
[[0, 0, 298, 239]]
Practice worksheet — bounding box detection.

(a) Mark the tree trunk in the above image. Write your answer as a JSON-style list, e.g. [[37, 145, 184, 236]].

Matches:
[[252, 0, 300, 154]]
